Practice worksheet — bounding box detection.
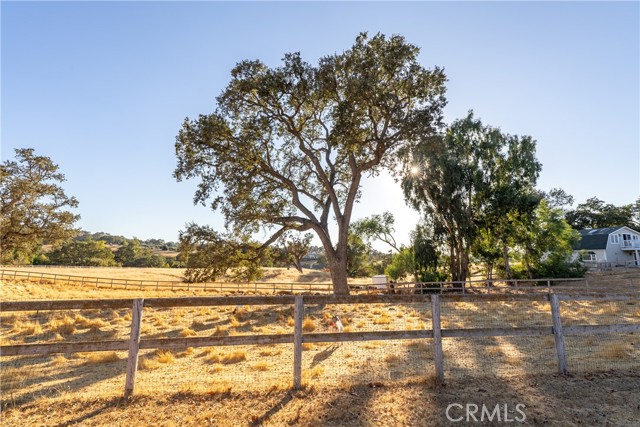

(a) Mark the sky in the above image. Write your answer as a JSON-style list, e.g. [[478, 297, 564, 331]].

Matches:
[[2, 1, 639, 250]]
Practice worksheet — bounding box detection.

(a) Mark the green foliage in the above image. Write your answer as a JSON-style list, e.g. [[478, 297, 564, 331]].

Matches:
[[174, 32, 447, 294], [411, 222, 445, 282], [513, 199, 585, 279], [1, 148, 80, 264], [402, 111, 541, 283], [352, 212, 400, 252], [281, 233, 313, 273], [47, 239, 117, 266], [114, 239, 168, 267], [346, 233, 372, 277], [75, 231, 127, 246], [565, 197, 639, 230], [385, 248, 414, 281], [179, 223, 264, 283]]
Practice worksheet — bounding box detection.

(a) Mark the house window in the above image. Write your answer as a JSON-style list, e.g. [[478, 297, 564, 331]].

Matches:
[[633, 235, 639, 240], [583, 252, 597, 262], [610, 234, 619, 244]]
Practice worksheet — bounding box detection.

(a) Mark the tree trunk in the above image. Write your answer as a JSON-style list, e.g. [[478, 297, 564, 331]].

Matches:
[[329, 256, 350, 295], [503, 243, 512, 284]]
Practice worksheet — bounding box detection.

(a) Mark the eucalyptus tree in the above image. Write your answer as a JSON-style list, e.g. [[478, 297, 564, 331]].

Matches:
[[1, 148, 79, 264], [401, 112, 541, 283], [174, 33, 447, 294]]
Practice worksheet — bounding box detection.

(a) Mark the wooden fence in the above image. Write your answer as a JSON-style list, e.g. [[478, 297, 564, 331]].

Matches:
[[1, 268, 619, 294], [1, 292, 638, 398]]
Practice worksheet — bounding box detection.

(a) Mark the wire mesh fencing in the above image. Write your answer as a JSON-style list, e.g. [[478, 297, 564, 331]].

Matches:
[[1, 293, 638, 406], [440, 298, 558, 378], [561, 298, 640, 372]]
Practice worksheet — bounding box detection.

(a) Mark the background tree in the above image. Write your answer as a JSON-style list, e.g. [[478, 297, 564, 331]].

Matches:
[[346, 233, 372, 277], [280, 233, 313, 273], [47, 239, 117, 266], [541, 188, 574, 211], [174, 33, 447, 294], [351, 211, 401, 253], [401, 111, 541, 284], [526, 199, 583, 277], [178, 223, 264, 283], [565, 197, 638, 230], [401, 112, 492, 283], [115, 239, 167, 267], [1, 148, 80, 264]]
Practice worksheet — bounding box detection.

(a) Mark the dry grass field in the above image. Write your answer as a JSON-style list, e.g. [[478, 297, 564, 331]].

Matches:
[[1, 268, 639, 426]]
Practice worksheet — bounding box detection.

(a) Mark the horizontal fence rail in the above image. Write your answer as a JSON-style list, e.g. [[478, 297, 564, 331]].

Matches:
[[3, 268, 636, 296], [1, 292, 638, 398]]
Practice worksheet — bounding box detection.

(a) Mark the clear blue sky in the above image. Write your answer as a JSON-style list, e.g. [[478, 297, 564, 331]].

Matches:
[[2, 1, 639, 248]]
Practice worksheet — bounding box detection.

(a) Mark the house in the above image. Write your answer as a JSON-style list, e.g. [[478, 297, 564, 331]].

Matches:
[[573, 226, 640, 267]]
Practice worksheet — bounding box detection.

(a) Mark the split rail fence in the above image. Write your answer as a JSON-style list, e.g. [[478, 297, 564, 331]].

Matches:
[[2, 268, 632, 294], [1, 292, 638, 399]]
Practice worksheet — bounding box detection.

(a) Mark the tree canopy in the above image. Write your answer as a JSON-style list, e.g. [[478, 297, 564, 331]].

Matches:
[[174, 33, 447, 294], [47, 239, 117, 267], [401, 111, 541, 283], [1, 148, 80, 264], [565, 197, 639, 230]]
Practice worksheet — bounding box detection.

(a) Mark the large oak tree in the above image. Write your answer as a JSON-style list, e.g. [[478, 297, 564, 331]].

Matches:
[[174, 33, 447, 294], [1, 148, 79, 264]]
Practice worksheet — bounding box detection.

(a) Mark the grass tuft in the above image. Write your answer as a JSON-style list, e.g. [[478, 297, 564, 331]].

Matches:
[[206, 350, 247, 364], [85, 352, 120, 364], [179, 328, 197, 337], [302, 318, 316, 332], [49, 315, 76, 335]]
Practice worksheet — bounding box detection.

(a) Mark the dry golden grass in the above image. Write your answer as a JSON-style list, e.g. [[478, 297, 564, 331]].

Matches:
[[504, 354, 523, 366], [1, 366, 33, 391], [251, 362, 270, 371], [302, 343, 314, 351], [74, 314, 108, 329], [384, 354, 401, 364], [2, 269, 639, 411], [178, 347, 194, 357], [155, 350, 175, 364], [51, 354, 67, 365], [49, 315, 76, 335], [212, 326, 229, 336], [302, 318, 316, 332], [373, 314, 392, 325], [85, 352, 120, 364], [179, 328, 197, 337], [596, 343, 632, 360], [205, 350, 247, 365], [0, 267, 372, 302], [259, 348, 283, 357], [308, 366, 325, 379], [11, 320, 42, 336]]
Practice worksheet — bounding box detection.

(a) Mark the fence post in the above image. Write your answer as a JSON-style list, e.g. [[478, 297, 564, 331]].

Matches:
[[293, 295, 304, 389], [549, 294, 567, 375], [431, 295, 444, 383], [124, 298, 144, 399]]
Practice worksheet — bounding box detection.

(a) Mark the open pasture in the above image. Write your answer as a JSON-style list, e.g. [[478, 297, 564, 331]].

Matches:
[[1, 271, 639, 426]]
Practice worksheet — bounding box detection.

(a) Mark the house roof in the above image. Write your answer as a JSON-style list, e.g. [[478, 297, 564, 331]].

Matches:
[[573, 226, 624, 250]]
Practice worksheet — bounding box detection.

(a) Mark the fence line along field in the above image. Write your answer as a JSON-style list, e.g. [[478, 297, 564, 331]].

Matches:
[[1, 269, 639, 427]]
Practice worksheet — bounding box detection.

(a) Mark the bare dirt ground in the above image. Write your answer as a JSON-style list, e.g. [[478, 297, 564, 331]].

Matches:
[[1, 371, 639, 426]]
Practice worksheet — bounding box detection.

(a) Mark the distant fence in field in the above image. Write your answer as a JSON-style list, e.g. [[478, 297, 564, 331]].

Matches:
[[1, 291, 638, 402], [3, 268, 635, 295]]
